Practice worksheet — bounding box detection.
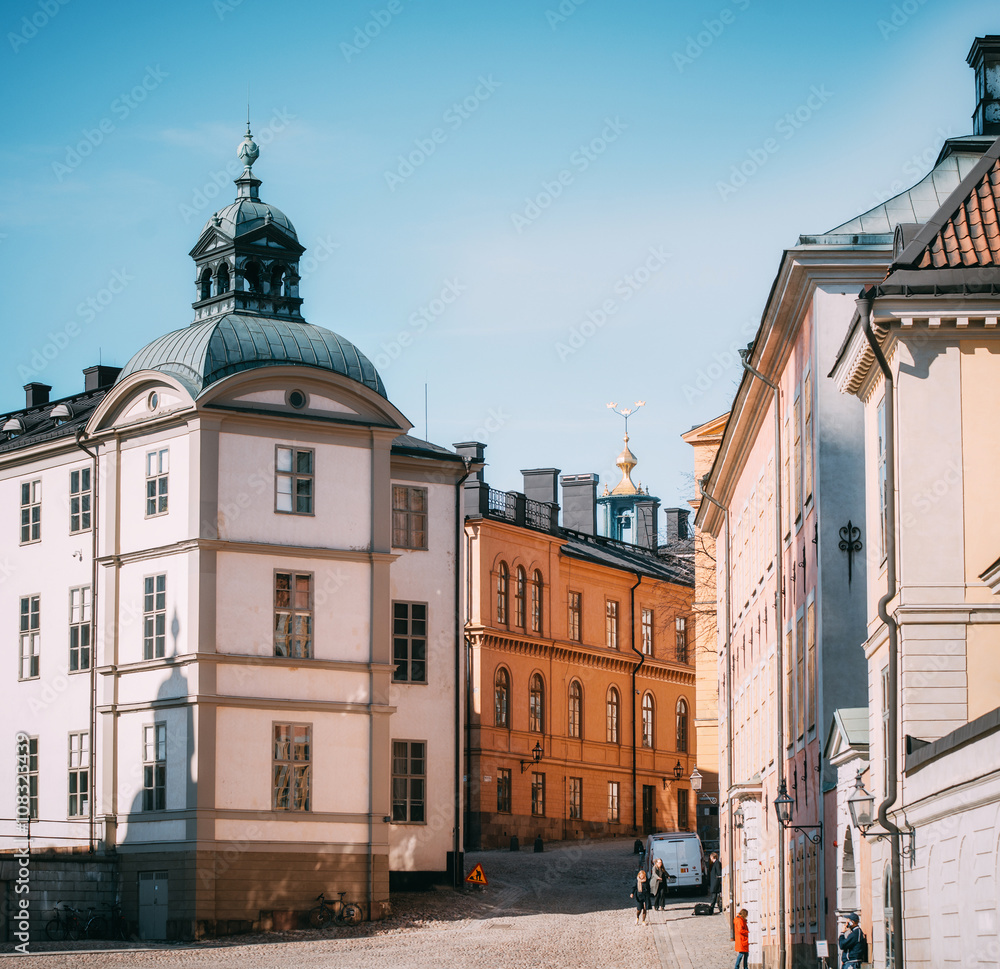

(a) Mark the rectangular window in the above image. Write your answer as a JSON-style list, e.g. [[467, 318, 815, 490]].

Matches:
[[392, 601, 427, 683], [568, 591, 581, 642], [605, 600, 619, 649], [785, 627, 795, 746], [497, 767, 512, 814], [69, 586, 92, 672], [19, 595, 41, 679], [145, 449, 169, 516], [608, 781, 620, 823], [877, 400, 887, 561], [677, 788, 689, 830], [142, 724, 166, 811], [806, 601, 816, 730], [392, 485, 428, 549], [273, 723, 311, 811], [782, 418, 790, 536], [675, 616, 688, 663], [69, 467, 92, 533], [803, 371, 814, 504], [274, 572, 312, 658], [143, 575, 167, 660], [796, 614, 805, 740], [641, 608, 653, 656], [392, 740, 426, 823], [22, 737, 38, 820], [569, 777, 582, 820], [793, 395, 802, 521], [275, 446, 314, 515], [68, 732, 90, 818], [20, 479, 42, 544], [531, 772, 545, 816]]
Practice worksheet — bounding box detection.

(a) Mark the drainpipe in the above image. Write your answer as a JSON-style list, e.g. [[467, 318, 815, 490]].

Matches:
[[74, 429, 99, 854], [738, 346, 785, 969], [698, 478, 734, 937], [858, 295, 904, 969], [453, 460, 472, 886], [629, 573, 644, 833]]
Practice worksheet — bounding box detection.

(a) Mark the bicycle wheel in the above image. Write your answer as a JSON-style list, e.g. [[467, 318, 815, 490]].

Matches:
[[340, 903, 362, 926], [114, 916, 130, 941], [66, 915, 82, 941], [46, 918, 66, 941], [87, 916, 108, 940], [308, 904, 331, 928]]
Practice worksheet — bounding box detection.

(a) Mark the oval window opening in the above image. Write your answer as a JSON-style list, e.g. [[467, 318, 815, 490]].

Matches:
[[287, 389, 307, 410]]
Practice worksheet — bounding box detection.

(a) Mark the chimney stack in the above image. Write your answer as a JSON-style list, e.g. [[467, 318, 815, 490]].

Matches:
[[635, 500, 660, 550], [453, 441, 488, 519], [662, 507, 691, 543], [84, 365, 122, 392], [560, 473, 599, 534], [521, 468, 560, 506], [968, 36, 1000, 135], [23, 383, 51, 408]]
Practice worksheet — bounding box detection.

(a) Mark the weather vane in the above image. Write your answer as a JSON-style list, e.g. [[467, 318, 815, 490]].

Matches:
[[606, 400, 646, 439]]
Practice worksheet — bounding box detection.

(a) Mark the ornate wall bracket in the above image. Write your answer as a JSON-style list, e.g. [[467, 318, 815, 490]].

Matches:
[[839, 521, 862, 587]]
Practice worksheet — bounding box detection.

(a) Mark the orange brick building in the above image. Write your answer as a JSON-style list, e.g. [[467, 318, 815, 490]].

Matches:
[[456, 444, 696, 849]]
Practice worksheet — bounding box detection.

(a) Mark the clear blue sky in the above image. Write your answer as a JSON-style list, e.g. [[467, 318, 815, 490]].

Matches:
[[2, 0, 995, 510]]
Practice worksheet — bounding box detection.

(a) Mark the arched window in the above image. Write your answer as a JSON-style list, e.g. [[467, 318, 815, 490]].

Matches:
[[216, 263, 230, 295], [606, 687, 620, 744], [529, 673, 544, 733], [676, 698, 688, 752], [243, 260, 262, 293], [494, 668, 510, 728], [199, 267, 213, 301], [841, 828, 857, 911], [568, 680, 582, 738], [642, 693, 655, 748], [514, 566, 526, 627], [270, 264, 285, 296], [531, 570, 543, 633], [496, 562, 508, 624]]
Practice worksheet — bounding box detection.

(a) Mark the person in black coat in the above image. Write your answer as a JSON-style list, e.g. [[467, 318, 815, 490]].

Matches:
[[838, 913, 865, 968], [630, 869, 652, 924], [707, 851, 723, 913]]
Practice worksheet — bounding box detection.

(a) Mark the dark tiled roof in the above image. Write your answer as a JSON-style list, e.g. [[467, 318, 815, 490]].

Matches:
[[391, 434, 463, 462], [0, 390, 109, 455], [560, 534, 693, 586]]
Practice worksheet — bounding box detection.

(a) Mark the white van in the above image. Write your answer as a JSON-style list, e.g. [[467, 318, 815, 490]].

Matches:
[[644, 831, 704, 892]]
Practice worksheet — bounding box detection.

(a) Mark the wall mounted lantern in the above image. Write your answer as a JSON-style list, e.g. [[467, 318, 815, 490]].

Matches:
[[520, 741, 543, 774]]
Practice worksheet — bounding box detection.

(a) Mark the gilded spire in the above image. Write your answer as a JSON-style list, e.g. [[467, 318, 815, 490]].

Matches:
[[606, 401, 646, 496]]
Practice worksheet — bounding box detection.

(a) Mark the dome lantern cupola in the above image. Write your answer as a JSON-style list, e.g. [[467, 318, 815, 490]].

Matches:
[[189, 124, 305, 325]]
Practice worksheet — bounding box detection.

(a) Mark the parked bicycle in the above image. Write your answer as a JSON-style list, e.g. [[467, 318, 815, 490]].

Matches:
[[45, 903, 82, 941], [80, 906, 108, 940], [100, 900, 130, 940], [308, 891, 362, 928]]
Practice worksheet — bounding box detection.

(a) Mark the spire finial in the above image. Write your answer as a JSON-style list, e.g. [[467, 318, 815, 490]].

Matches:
[[605, 401, 646, 495]]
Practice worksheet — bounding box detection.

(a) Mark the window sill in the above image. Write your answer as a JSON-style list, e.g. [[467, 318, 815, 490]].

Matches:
[[275, 509, 316, 518]]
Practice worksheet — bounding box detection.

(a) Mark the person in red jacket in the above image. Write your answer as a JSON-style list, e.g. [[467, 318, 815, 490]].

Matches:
[[733, 908, 749, 969]]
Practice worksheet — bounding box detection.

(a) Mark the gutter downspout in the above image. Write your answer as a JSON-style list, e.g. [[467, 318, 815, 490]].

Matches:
[[367, 430, 376, 919], [629, 573, 644, 833], [858, 295, 904, 969], [74, 429, 99, 853], [698, 478, 734, 937], [453, 460, 473, 886], [738, 347, 785, 969]]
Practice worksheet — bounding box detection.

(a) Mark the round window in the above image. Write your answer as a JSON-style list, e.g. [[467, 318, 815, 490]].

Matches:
[[286, 389, 308, 410], [147, 392, 159, 411]]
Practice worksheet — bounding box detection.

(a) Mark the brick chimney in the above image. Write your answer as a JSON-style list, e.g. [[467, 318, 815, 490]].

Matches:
[[560, 474, 599, 534], [24, 383, 51, 408], [968, 36, 1000, 135]]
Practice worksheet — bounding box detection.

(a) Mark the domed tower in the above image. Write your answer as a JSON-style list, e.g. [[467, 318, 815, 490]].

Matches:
[[189, 124, 305, 324], [597, 402, 660, 547]]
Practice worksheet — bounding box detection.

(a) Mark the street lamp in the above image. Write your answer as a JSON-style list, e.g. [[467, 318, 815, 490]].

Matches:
[[847, 770, 875, 833], [689, 767, 703, 791], [662, 761, 685, 790], [733, 803, 745, 829], [520, 741, 543, 774], [773, 779, 823, 845]]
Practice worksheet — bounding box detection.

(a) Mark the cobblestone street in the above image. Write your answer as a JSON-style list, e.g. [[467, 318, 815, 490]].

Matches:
[[2, 841, 733, 969]]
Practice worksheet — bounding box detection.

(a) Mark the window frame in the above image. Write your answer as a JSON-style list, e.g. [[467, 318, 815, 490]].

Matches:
[[68, 731, 90, 819], [494, 667, 510, 728], [641, 607, 653, 656], [274, 571, 313, 659], [608, 780, 620, 823], [20, 479, 42, 544], [144, 448, 169, 518], [497, 767, 512, 814], [142, 573, 167, 661], [605, 599, 619, 649], [392, 600, 427, 683], [22, 736, 39, 820], [528, 673, 544, 733], [677, 788, 689, 830], [568, 680, 582, 739], [568, 591, 581, 642], [19, 594, 41, 680], [496, 561, 509, 625], [641, 692, 655, 749], [275, 445, 315, 516], [675, 616, 688, 663], [392, 484, 428, 550], [69, 585, 92, 672], [568, 776, 582, 820], [531, 771, 545, 817], [69, 467, 92, 534], [676, 697, 689, 753], [607, 687, 620, 744], [530, 570, 543, 634], [273, 722, 311, 812], [142, 723, 166, 812], [391, 739, 426, 824], [514, 566, 526, 627]]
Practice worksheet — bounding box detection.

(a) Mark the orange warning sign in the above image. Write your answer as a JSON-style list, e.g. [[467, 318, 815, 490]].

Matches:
[[465, 863, 488, 885]]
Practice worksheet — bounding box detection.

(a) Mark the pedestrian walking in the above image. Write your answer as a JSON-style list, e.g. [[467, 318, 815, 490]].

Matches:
[[707, 851, 723, 913], [838, 912, 867, 969], [733, 907, 749, 969], [650, 857, 669, 910], [630, 868, 652, 925]]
